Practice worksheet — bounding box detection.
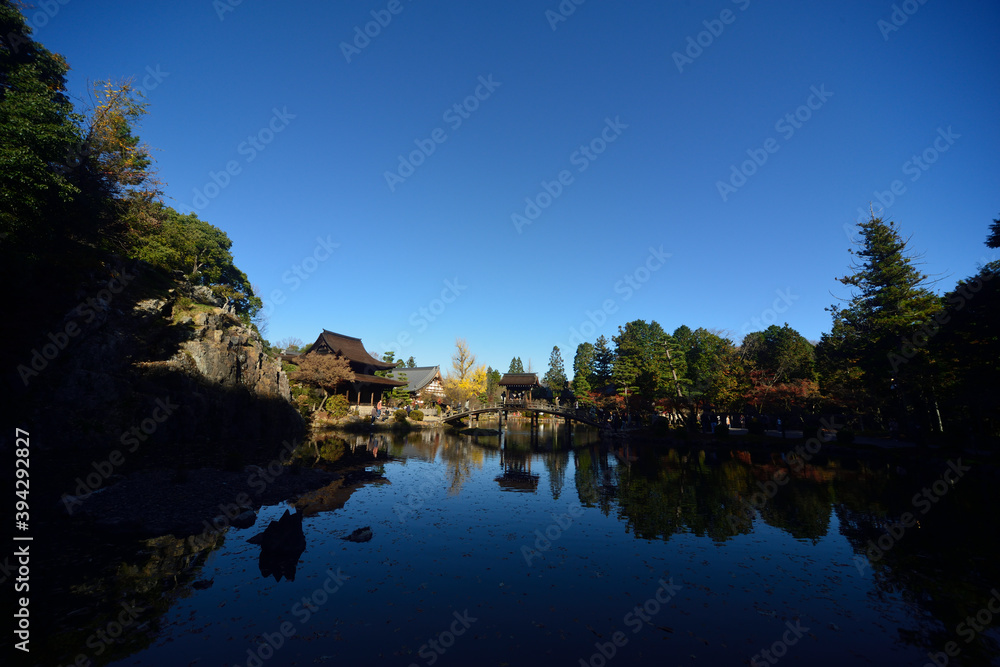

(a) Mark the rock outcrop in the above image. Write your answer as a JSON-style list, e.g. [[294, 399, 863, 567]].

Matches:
[[22, 262, 304, 458]]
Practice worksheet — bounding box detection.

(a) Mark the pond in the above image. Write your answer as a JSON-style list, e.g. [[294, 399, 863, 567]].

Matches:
[[42, 424, 1000, 666]]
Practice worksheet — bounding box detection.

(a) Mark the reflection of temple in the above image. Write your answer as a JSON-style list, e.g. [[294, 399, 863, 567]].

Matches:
[[495, 449, 539, 492]]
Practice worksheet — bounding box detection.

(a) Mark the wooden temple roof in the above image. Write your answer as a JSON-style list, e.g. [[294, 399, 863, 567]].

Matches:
[[499, 372, 540, 387], [306, 330, 397, 370]]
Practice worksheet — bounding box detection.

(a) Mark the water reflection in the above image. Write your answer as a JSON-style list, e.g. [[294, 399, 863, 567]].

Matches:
[[496, 447, 540, 492], [38, 428, 1000, 666], [247, 509, 306, 582]]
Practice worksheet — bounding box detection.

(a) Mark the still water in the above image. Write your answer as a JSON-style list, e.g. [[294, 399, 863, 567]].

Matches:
[[53, 425, 1000, 666]]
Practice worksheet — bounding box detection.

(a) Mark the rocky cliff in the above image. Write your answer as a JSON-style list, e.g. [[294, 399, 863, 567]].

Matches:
[[19, 261, 304, 461]]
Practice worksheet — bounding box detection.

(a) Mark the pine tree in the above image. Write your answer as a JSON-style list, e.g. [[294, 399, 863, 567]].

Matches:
[[508, 357, 524, 373], [819, 214, 940, 422], [573, 343, 594, 383], [592, 335, 614, 388], [612, 320, 677, 411], [543, 346, 567, 390]]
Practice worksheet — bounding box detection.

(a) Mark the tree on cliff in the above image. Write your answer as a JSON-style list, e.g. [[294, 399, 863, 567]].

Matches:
[[135, 204, 262, 319], [289, 354, 355, 412], [1, 0, 159, 256], [0, 2, 83, 250]]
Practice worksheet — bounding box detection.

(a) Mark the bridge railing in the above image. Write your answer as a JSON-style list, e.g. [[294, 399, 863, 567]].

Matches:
[[445, 399, 598, 423]]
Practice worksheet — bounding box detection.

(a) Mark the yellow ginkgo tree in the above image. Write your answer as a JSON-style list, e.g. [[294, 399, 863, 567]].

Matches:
[[443, 338, 487, 405]]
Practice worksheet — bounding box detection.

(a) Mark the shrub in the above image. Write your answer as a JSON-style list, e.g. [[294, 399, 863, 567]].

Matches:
[[326, 394, 350, 419], [410, 409, 424, 421], [291, 386, 320, 418], [747, 418, 766, 435], [715, 424, 730, 438], [394, 409, 408, 423]]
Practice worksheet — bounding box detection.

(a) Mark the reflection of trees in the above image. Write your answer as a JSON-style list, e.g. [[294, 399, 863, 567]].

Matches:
[[612, 447, 1000, 662], [757, 473, 833, 542], [615, 451, 755, 542], [441, 438, 484, 495], [542, 449, 570, 499], [573, 445, 617, 514], [42, 529, 225, 666], [834, 470, 1000, 664], [605, 449, 841, 544]]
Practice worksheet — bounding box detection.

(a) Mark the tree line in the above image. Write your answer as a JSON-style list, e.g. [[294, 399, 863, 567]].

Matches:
[[530, 215, 998, 443]]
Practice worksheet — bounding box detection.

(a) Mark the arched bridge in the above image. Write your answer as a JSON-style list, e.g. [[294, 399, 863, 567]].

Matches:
[[442, 400, 603, 428]]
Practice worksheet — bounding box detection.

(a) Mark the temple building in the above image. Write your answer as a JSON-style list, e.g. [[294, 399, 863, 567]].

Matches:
[[498, 372, 541, 400], [385, 366, 445, 403], [301, 330, 405, 407]]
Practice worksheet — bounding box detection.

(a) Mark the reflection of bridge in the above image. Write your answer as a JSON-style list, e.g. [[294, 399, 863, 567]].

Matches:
[[442, 400, 602, 429]]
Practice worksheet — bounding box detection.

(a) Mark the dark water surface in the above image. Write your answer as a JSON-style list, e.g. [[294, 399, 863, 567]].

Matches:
[[45, 425, 1000, 666]]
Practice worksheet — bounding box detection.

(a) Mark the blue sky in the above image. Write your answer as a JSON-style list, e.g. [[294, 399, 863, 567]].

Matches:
[[31, 0, 1000, 374]]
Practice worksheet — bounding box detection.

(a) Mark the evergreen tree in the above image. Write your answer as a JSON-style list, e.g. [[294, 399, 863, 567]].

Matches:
[[485, 366, 502, 401], [136, 204, 260, 318], [508, 357, 524, 373], [612, 320, 673, 411], [374, 351, 397, 378], [592, 335, 614, 388], [406, 356, 417, 368], [573, 342, 594, 383], [543, 346, 567, 390], [742, 324, 815, 384], [387, 373, 410, 406], [0, 3, 83, 249], [818, 215, 940, 424], [985, 214, 1000, 251], [572, 342, 595, 399], [931, 216, 1000, 437]]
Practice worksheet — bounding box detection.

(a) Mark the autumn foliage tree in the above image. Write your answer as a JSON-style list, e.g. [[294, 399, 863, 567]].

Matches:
[[289, 354, 355, 412], [443, 338, 485, 405], [741, 324, 817, 415]]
